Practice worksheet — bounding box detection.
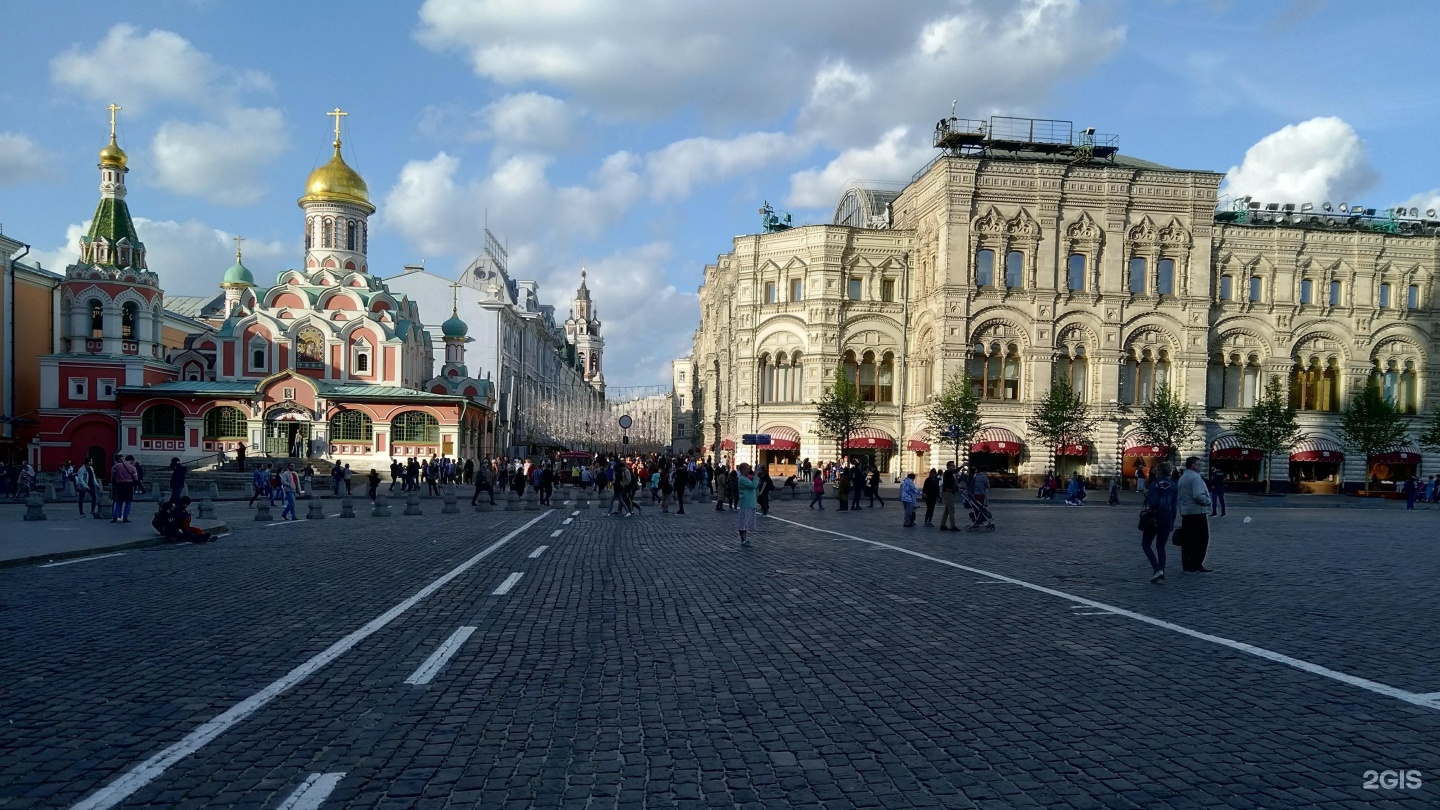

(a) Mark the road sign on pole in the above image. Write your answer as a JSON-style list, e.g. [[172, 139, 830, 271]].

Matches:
[[618, 415, 633, 430]]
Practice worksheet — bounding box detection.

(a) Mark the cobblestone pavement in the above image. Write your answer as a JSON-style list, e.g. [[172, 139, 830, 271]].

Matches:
[[2, 489, 1437, 809]]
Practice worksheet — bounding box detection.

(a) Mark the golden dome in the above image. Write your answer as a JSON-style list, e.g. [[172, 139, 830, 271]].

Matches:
[[99, 136, 128, 169], [299, 141, 374, 213]]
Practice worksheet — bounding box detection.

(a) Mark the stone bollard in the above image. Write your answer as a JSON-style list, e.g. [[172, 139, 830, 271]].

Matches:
[[442, 488, 459, 514], [340, 497, 356, 518], [576, 490, 590, 510], [372, 496, 392, 518], [44, 484, 58, 503], [474, 497, 493, 513], [306, 498, 326, 520], [526, 489, 541, 511], [23, 492, 47, 521], [245, 482, 254, 498], [404, 492, 424, 516], [96, 490, 113, 518], [504, 491, 519, 511], [209, 483, 220, 501], [254, 500, 273, 521], [198, 497, 216, 520]]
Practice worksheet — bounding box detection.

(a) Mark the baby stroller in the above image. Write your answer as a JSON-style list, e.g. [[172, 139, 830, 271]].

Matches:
[[960, 491, 996, 531]]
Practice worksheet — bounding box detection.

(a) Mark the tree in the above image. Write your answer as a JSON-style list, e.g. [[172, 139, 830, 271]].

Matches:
[[1133, 383, 1195, 466], [923, 371, 982, 466], [1338, 383, 1409, 494], [1025, 378, 1096, 472], [814, 363, 875, 461], [1231, 377, 1303, 494], [1417, 405, 1440, 455]]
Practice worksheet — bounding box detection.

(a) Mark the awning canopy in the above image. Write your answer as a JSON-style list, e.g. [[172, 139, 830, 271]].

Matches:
[[1210, 435, 1264, 461], [1290, 438, 1344, 463], [1123, 435, 1170, 457], [1372, 444, 1422, 465], [843, 428, 894, 450], [971, 427, 1023, 455], [718, 435, 735, 451], [762, 426, 800, 451], [1055, 442, 1090, 457], [906, 432, 931, 453]]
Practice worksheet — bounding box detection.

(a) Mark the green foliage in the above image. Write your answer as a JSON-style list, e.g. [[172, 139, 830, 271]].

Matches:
[[1416, 406, 1440, 453], [924, 371, 982, 465], [1133, 383, 1194, 465], [1339, 383, 1410, 493], [814, 363, 874, 460], [1025, 378, 1095, 467], [1232, 377, 1303, 494]]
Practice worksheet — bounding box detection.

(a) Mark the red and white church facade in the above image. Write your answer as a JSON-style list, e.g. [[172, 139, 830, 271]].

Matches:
[[33, 111, 495, 475]]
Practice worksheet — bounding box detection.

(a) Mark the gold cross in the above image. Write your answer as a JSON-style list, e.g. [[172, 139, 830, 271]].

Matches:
[[233, 235, 244, 262], [449, 279, 463, 315], [106, 103, 122, 138], [327, 107, 348, 143]]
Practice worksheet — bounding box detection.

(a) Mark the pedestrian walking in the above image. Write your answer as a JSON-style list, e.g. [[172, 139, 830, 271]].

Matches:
[[866, 466, 885, 507], [808, 473, 825, 509], [1065, 473, 1087, 506], [109, 455, 138, 523], [1134, 461, 1147, 495], [249, 463, 270, 506], [736, 463, 759, 547], [331, 464, 344, 496], [849, 462, 865, 510], [900, 473, 919, 527], [971, 469, 989, 508], [1140, 463, 1177, 583], [757, 465, 773, 516], [367, 468, 381, 502], [279, 463, 300, 520], [343, 463, 353, 495], [921, 469, 939, 526], [1209, 469, 1227, 517], [1175, 456, 1213, 572], [673, 460, 688, 515], [1107, 475, 1120, 506], [938, 462, 959, 531], [75, 458, 99, 516], [168, 457, 187, 505], [236, 443, 247, 472]]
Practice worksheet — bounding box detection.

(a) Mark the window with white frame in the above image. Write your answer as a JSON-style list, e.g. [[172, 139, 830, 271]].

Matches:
[[98, 379, 116, 400], [352, 338, 372, 375], [69, 378, 88, 399], [248, 336, 268, 371]]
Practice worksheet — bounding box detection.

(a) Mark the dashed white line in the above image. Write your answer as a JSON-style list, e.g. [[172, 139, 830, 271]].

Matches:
[[528, 545, 548, 559], [67, 510, 553, 810], [571, 510, 580, 516], [39, 552, 126, 568], [404, 626, 476, 685], [1074, 612, 1120, 616], [276, 772, 346, 810], [492, 572, 524, 595], [769, 514, 1440, 713], [562, 517, 574, 525], [550, 529, 563, 537]]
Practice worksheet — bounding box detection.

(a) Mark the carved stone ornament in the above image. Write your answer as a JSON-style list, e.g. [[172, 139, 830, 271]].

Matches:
[[1127, 217, 1158, 245], [1005, 210, 1040, 240], [974, 207, 1006, 236], [1065, 212, 1102, 244], [1159, 218, 1190, 247]]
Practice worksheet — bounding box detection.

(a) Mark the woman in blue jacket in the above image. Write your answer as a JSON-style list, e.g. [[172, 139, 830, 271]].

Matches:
[[1141, 462, 1178, 583]]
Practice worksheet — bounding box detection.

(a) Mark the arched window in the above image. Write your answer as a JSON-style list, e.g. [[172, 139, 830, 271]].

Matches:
[[249, 335, 268, 372], [1054, 345, 1087, 400], [1300, 278, 1313, 304], [321, 217, 333, 248], [968, 342, 1021, 401], [330, 409, 374, 441], [1329, 280, 1341, 306], [1128, 257, 1146, 294], [841, 350, 894, 403], [346, 220, 357, 251], [1409, 284, 1420, 309], [1157, 259, 1175, 295], [305, 217, 313, 250], [392, 411, 440, 444], [89, 299, 105, 338], [203, 406, 248, 440], [975, 249, 994, 287], [1290, 353, 1341, 412], [1379, 283, 1392, 309], [1209, 352, 1261, 409], [1400, 361, 1419, 414], [1219, 275, 1234, 301], [141, 404, 185, 438], [1004, 251, 1023, 289], [295, 326, 325, 369], [1066, 254, 1085, 291], [1121, 346, 1170, 405], [121, 301, 137, 339], [758, 353, 773, 403], [789, 351, 803, 402]]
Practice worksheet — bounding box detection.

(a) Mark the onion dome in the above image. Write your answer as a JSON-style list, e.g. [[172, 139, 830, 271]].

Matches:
[[299, 141, 374, 213], [222, 258, 254, 287], [99, 135, 128, 169], [441, 310, 468, 339]]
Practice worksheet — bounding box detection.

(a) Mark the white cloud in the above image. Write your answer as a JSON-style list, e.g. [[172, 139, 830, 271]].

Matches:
[[0, 132, 54, 185], [786, 127, 929, 209], [27, 218, 293, 296], [50, 23, 271, 111], [150, 107, 288, 205], [482, 93, 575, 150], [1222, 117, 1380, 205], [646, 131, 809, 202], [1397, 189, 1440, 218]]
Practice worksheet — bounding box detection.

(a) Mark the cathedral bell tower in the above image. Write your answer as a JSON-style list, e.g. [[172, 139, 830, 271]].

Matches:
[[564, 264, 605, 394], [299, 108, 374, 276]]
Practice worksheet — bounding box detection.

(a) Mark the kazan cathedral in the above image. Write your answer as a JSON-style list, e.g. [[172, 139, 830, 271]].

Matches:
[[34, 111, 495, 474]]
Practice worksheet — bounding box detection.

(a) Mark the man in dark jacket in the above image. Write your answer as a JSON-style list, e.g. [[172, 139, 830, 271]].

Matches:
[[921, 469, 940, 526], [673, 461, 689, 514], [168, 457, 187, 505]]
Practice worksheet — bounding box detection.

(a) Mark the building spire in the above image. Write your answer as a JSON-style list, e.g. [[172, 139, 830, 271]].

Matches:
[[233, 234, 244, 263], [327, 106, 348, 149], [107, 103, 121, 140]]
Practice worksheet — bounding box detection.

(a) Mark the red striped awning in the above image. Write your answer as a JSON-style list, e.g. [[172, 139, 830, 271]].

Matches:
[[971, 427, 1022, 455], [718, 435, 735, 451], [1055, 443, 1089, 457], [1210, 435, 1264, 460], [1123, 435, 1169, 457], [762, 426, 800, 451], [906, 432, 930, 453], [843, 427, 894, 450], [1372, 444, 1421, 465], [1290, 437, 1344, 463]]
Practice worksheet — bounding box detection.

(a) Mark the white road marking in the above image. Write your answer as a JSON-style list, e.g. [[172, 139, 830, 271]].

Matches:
[[492, 572, 524, 595], [550, 529, 563, 537], [1074, 612, 1120, 616], [39, 552, 125, 568], [572, 510, 580, 516], [276, 772, 346, 810], [67, 510, 553, 810], [769, 515, 1440, 713], [404, 626, 476, 685], [563, 518, 573, 525], [528, 546, 548, 559], [974, 580, 1006, 584]]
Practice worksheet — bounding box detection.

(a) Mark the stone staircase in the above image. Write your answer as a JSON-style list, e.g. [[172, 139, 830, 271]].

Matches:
[[188, 457, 340, 496]]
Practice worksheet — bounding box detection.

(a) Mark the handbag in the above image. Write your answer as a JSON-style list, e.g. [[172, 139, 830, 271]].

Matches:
[[1137, 507, 1156, 532]]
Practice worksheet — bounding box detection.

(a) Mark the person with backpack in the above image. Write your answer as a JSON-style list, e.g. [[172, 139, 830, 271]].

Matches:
[[1140, 462, 1178, 583]]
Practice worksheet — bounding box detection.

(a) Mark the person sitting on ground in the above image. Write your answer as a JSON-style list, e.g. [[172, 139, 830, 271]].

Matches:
[[152, 497, 216, 543]]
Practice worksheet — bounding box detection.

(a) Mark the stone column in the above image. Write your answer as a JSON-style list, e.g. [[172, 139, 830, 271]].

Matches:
[[101, 305, 122, 355]]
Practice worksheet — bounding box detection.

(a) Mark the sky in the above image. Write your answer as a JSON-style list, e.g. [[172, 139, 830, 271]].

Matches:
[[4, 0, 1440, 387]]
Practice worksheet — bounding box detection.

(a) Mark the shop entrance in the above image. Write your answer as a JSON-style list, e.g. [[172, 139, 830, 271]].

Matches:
[[265, 413, 312, 458]]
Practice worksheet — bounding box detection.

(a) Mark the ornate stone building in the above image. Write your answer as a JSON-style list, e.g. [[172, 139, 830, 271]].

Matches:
[[692, 116, 1437, 491]]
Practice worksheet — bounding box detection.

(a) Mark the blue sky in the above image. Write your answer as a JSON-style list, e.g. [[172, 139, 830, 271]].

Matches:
[[4, 0, 1440, 386]]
